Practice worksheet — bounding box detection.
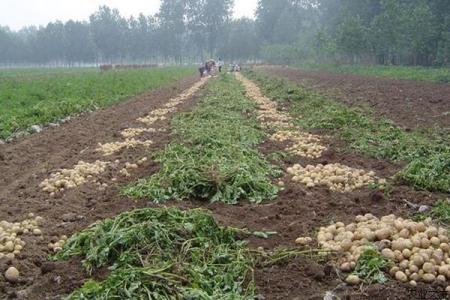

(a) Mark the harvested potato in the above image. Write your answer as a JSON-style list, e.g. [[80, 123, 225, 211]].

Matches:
[[40, 160, 109, 193], [287, 163, 384, 192], [300, 214, 450, 286]]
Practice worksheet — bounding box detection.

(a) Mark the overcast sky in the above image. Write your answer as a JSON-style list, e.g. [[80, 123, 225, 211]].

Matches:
[[0, 0, 258, 31]]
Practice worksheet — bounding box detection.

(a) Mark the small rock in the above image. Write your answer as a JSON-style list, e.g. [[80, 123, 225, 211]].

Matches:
[[48, 123, 59, 128], [30, 125, 42, 133], [5, 267, 19, 283], [418, 205, 430, 213], [0, 139, 5, 145]]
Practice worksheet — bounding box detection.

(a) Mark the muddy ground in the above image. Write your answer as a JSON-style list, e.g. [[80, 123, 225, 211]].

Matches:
[[0, 74, 448, 300], [258, 66, 450, 131]]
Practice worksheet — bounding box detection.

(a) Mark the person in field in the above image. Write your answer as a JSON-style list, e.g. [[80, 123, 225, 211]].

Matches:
[[198, 65, 206, 77], [217, 58, 224, 73]]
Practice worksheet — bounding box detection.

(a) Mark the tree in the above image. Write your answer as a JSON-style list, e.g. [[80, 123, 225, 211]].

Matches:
[[90, 6, 127, 62]]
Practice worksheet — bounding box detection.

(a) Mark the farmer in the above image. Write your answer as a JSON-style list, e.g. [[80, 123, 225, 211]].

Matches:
[[206, 59, 215, 75], [217, 58, 224, 73], [198, 65, 206, 77]]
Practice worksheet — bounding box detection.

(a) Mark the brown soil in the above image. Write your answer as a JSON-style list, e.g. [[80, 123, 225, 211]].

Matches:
[[257, 66, 450, 131], [0, 74, 447, 300]]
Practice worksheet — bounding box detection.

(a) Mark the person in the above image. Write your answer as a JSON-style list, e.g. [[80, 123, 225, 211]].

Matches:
[[217, 58, 224, 73], [198, 64, 206, 77], [205, 59, 216, 76]]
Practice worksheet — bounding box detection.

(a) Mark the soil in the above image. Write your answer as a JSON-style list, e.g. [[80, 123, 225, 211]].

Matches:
[[257, 65, 450, 131], [0, 74, 448, 300]]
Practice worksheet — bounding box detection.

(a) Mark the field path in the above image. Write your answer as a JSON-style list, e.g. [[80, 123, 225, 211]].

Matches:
[[0, 75, 207, 298]]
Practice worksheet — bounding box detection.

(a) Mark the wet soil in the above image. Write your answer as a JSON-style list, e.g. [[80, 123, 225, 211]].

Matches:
[[0, 74, 448, 300], [258, 66, 450, 131]]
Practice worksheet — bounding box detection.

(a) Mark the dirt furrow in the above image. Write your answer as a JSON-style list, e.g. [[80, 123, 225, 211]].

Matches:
[[0, 76, 208, 298], [259, 65, 450, 131]]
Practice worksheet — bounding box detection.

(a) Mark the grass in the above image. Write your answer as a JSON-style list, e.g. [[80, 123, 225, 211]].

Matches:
[[244, 69, 450, 193], [353, 246, 390, 284], [55, 207, 255, 299], [124, 74, 280, 204], [0, 67, 194, 139], [0, 67, 97, 78], [296, 64, 450, 83]]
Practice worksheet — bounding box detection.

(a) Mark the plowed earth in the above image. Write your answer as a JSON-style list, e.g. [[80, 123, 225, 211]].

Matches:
[[258, 66, 450, 131], [0, 74, 447, 300]]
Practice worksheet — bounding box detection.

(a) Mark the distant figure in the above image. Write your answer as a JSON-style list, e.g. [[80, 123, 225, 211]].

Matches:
[[205, 59, 216, 76], [199, 65, 206, 77], [217, 58, 224, 73]]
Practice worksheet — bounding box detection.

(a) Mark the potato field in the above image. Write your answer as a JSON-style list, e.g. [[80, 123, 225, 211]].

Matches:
[[0, 66, 449, 300]]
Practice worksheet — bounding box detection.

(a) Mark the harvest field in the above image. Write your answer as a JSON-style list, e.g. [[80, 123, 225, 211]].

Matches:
[[0, 67, 193, 140], [0, 65, 449, 300]]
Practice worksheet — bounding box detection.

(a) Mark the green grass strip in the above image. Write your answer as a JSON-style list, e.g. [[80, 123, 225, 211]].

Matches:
[[124, 74, 280, 204], [295, 64, 450, 83], [0, 67, 193, 139], [55, 207, 255, 299], [244, 70, 449, 193]]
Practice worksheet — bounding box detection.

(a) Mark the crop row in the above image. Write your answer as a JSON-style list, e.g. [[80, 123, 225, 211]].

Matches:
[[243, 70, 449, 193]]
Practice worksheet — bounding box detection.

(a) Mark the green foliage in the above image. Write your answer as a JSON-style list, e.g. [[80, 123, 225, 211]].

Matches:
[[55, 207, 255, 299], [124, 74, 280, 204], [416, 199, 450, 225], [298, 64, 450, 83], [245, 70, 450, 193], [0, 67, 193, 139], [353, 246, 390, 284]]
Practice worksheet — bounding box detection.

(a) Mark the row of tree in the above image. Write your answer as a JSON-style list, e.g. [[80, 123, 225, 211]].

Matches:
[[0, 0, 449, 66], [0, 0, 258, 65], [258, 0, 450, 66]]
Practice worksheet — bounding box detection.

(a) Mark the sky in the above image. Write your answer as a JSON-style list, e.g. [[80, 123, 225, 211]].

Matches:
[[0, 0, 258, 31]]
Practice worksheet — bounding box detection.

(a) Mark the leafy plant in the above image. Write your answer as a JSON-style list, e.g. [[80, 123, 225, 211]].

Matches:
[[55, 207, 255, 299], [124, 74, 280, 204], [415, 199, 450, 225], [353, 246, 390, 284]]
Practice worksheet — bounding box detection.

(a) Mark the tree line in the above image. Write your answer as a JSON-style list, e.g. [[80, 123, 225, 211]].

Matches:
[[258, 0, 450, 66], [0, 0, 448, 67]]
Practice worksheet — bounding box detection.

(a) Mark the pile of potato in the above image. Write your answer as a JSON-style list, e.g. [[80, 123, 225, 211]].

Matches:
[[137, 115, 167, 126], [48, 235, 68, 253], [270, 130, 326, 158], [96, 138, 153, 156], [0, 213, 43, 259], [306, 214, 450, 288], [120, 127, 156, 138], [287, 163, 382, 192], [40, 160, 109, 193]]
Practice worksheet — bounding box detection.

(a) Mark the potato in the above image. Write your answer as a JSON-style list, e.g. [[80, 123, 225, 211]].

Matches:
[[395, 271, 408, 282], [410, 273, 420, 281], [409, 280, 417, 287], [423, 262, 435, 274], [437, 275, 446, 282], [422, 273, 436, 283], [381, 248, 395, 260], [340, 262, 352, 272], [4, 267, 19, 283], [345, 274, 361, 285], [412, 254, 425, 267]]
